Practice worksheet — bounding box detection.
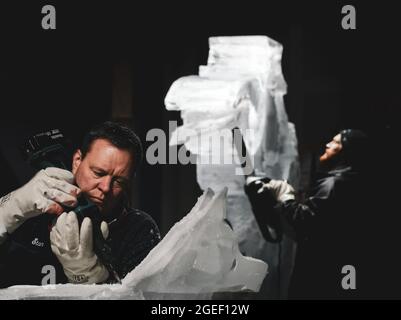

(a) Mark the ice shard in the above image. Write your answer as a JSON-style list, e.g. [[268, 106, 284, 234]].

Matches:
[[123, 188, 267, 296], [165, 36, 300, 298], [0, 189, 267, 300]]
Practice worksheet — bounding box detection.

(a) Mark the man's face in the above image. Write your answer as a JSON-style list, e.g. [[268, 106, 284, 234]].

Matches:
[[72, 138, 133, 215], [319, 133, 342, 163]]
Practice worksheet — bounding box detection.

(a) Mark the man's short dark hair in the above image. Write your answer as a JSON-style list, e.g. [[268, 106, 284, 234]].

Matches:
[[81, 121, 143, 174]]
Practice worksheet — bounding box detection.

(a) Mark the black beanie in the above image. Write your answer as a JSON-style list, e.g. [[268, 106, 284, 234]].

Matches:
[[340, 129, 369, 167]]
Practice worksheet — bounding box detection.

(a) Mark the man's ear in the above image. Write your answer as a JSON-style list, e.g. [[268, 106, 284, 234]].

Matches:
[[72, 149, 82, 175]]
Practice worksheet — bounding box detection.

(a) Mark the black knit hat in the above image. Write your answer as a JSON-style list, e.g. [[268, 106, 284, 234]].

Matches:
[[340, 129, 369, 167]]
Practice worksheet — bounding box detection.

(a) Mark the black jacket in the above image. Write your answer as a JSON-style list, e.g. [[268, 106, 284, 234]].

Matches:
[[0, 208, 160, 288], [274, 166, 393, 299]]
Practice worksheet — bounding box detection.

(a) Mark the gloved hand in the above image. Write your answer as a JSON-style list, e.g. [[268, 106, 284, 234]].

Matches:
[[244, 176, 282, 242], [50, 211, 110, 284], [257, 179, 296, 203], [0, 167, 80, 235]]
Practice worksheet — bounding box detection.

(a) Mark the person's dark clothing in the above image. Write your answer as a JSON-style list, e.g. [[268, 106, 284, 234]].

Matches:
[[0, 208, 160, 288], [274, 166, 386, 299]]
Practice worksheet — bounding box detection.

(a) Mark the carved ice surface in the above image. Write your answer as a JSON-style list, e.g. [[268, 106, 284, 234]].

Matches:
[[165, 36, 300, 298], [123, 188, 267, 296], [0, 189, 267, 300]]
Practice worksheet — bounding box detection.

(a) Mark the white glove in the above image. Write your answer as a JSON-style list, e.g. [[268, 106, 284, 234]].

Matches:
[[0, 168, 80, 236], [50, 211, 110, 284], [258, 179, 296, 203]]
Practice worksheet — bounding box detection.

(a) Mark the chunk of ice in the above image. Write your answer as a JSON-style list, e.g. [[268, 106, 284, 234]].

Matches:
[[165, 35, 300, 298]]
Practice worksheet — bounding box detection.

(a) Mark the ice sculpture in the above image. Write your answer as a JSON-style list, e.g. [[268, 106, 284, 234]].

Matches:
[[123, 188, 267, 296], [0, 189, 267, 300], [165, 36, 300, 298]]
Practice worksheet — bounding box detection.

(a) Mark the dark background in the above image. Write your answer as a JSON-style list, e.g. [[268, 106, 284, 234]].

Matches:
[[0, 1, 399, 234]]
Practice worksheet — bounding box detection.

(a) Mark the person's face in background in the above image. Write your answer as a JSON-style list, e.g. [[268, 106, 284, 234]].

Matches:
[[72, 138, 133, 216], [319, 133, 343, 164]]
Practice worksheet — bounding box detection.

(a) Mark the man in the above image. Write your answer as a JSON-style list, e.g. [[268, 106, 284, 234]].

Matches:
[[245, 129, 381, 298], [0, 122, 160, 287]]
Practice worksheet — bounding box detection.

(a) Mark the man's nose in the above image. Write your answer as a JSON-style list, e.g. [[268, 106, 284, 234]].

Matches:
[[98, 176, 112, 194]]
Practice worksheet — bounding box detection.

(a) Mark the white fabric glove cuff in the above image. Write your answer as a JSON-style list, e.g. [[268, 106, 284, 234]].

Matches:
[[279, 193, 295, 202], [64, 258, 110, 284]]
